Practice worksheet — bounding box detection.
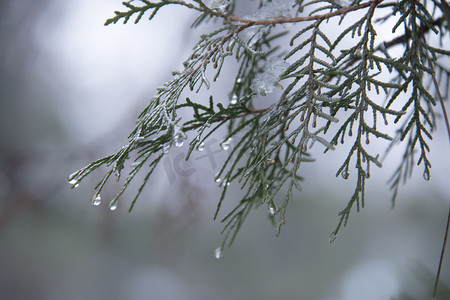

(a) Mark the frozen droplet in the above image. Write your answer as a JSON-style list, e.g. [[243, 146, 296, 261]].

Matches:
[[163, 142, 171, 154], [197, 142, 205, 151], [221, 138, 232, 151], [215, 247, 223, 259], [269, 205, 276, 216], [329, 232, 337, 243], [92, 194, 102, 206], [173, 126, 187, 148], [230, 94, 238, 105], [109, 201, 118, 211]]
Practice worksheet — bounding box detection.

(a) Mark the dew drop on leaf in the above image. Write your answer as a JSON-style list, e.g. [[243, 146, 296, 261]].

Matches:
[[215, 247, 223, 259], [423, 170, 430, 181], [163, 142, 171, 154], [109, 201, 118, 211], [92, 194, 101, 206], [68, 179, 79, 188], [173, 126, 187, 148], [230, 94, 238, 105], [221, 138, 232, 150], [269, 205, 276, 216]]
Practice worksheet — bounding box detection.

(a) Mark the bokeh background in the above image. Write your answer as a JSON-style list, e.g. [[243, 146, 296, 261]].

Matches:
[[0, 0, 449, 299]]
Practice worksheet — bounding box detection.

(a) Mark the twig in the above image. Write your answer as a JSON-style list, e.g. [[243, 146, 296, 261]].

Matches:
[[426, 42, 450, 298], [202, 0, 384, 25]]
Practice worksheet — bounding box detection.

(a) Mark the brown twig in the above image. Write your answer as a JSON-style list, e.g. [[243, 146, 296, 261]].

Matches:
[[424, 37, 450, 298], [199, 0, 384, 25]]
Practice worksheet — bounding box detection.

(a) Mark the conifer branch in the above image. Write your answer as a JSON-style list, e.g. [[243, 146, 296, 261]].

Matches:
[[70, 1, 449, 280]]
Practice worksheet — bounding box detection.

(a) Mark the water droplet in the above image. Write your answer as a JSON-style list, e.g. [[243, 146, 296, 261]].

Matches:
[[341, 171, 349, 180], [221, 138, 232, 151], [269, 205, 276, 216], [197, 142, 205, 151], [173, 126, 187, 148], [92, 194, 101, 206], [215, 247, 223, 259], [230, 94, 238, 105], [163, 142, 171, 154], [215, 177, 221, 183], [423, 170, 430, 181], [109, 201, 118, 211], [236, 77, 242, 84], [67, 171, 78, 181], [329, 232, 337, 243], [68, 179, 79, 188]]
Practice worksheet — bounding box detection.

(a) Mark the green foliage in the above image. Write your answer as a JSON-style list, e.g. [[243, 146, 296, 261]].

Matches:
[[69, 0, 449, 249]]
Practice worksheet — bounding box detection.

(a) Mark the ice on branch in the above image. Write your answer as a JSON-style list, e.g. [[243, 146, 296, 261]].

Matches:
[[210, 0, 231, 12], [239, 0, 295, 48], [251, 57, 289, 95], [246, 0, 296, 20]]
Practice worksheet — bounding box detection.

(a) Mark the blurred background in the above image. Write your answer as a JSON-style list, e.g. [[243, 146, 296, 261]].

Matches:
[[0, 0, 449, 299]]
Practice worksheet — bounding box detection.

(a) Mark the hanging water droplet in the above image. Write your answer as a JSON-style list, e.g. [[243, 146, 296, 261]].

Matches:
[[329, 232, 337, 243], [220, 138, 232, 151], [162, 142, 171, 154], [173, 126, 187, 148], [215, 177, 221, 183], [197, 142, 205, 151], [269, 205, 276, 216], [236, 77, 242, 84], [423, 170, 430, 181], [109, 201, 118, 211], [230, 94, 238, 105], [341, 171, 349, 180], [215, 247, 223, 259], [92, 194, 101, 206]]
